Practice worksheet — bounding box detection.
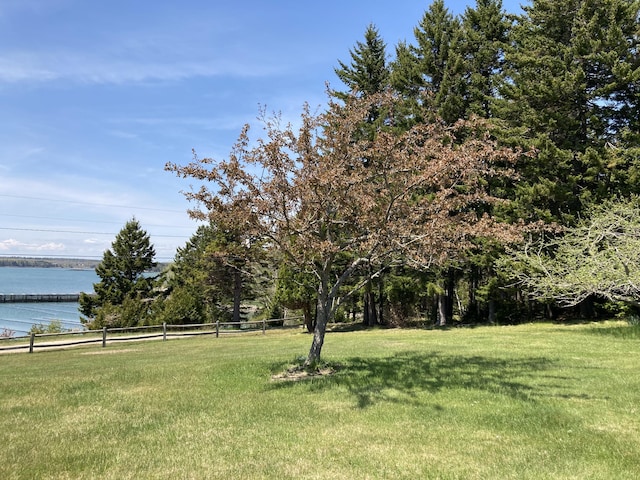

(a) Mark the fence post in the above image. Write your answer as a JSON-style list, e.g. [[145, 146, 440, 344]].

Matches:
[[215, 320, 219, 338], [262, 319, 266, 335], [102, 327, 107, 348], [163, 322, 167, 341], [29, 333, 35, 353]]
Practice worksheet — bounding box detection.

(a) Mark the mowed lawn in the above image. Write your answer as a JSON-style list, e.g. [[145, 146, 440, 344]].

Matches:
[[1, 322, 639, 479]]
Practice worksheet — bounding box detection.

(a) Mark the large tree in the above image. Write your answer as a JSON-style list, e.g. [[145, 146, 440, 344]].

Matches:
[[389, 1, 514, 325], [80, 218, 156, 328], [497, 0, 640, 223], [167, 91, 521, 367], [334, 23, 393, 326]]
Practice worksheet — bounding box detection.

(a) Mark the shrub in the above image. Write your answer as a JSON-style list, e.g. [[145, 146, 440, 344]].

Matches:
[[29, 320, 67, 335]]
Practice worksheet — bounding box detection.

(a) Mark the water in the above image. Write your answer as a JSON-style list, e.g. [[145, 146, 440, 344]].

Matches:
[[0, 267, 98, 336]]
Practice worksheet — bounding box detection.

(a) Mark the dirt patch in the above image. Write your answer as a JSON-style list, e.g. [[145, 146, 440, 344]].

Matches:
[[271, 365, 338, 382]]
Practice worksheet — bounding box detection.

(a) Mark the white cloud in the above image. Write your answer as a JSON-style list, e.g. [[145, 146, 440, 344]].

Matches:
[[0, 239, 21, 250], [0, 238, 65, 252]]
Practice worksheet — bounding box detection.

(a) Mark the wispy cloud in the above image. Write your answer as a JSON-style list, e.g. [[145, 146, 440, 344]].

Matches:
[[0, 45, 290, 85]]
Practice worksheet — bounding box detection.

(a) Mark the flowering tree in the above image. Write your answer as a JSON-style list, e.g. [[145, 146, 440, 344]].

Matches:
[[500, 197, 640, 309], [167, 91, 520, 367]]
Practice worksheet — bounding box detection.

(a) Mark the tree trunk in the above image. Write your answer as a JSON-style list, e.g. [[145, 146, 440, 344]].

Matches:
[[305, 274, 331, 368], [378, 276, 384, 325], [363, 286, 377, 327], [445, 269, 455, 322], [468, 266, 479, 322], [436, 270, 455, 327], [437, 293, 447, 327], [232, 269, 242, 324]]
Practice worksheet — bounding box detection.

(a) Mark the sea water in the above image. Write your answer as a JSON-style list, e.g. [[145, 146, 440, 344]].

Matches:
[[0, 267, 98, 336]]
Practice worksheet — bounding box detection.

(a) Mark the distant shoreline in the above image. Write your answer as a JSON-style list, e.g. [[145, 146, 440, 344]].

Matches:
[[0, 257, 100, 269], [0, 257, 168, 271]]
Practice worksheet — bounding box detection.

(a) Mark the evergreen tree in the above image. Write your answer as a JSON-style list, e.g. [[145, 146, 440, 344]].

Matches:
[[273, 263, 317, 332], [334, 23, 390, 99], [80, 218, 156, 328], [412, 0, 459, 97], [498, 0, 640, 222], [489, 0, 640, 319], [157, 224, 217, 325], [459, 0, 511, 119], [158, 222, 263, 325], [391, 0, 463, 124]]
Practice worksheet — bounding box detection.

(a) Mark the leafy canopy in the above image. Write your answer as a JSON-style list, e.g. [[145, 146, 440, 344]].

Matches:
[[499, 197, 640, 308], [167, 90, 522, 364]]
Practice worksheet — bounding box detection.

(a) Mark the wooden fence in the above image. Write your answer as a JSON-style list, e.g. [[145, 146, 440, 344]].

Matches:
[[0, 317, 303, 354]]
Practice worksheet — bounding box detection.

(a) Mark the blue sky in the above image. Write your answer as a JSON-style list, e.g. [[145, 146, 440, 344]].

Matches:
[[0, 0, 523, 262]]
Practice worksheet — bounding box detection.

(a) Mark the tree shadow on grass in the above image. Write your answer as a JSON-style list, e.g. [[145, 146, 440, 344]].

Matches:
[[269, 351, 557, 409]]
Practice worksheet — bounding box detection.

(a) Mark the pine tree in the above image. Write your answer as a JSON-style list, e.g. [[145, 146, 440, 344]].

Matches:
[[159, 222, 263, 325], [498, 0, 640, 222], [334, 24, 393, 325], [334, 23, 390, 99], [490, 0, 640, 319], [391, 0, 463, 124], [80, 218, 156, 327], [412, 0, 459, 97], [459, 0, 510, 119]]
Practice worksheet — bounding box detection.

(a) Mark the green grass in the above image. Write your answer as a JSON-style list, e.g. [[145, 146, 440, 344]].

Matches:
[[1, 322, 639, 479]]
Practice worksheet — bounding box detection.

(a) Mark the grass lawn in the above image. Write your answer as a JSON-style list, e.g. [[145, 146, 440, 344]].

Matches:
[[1, 321, 639, 479]]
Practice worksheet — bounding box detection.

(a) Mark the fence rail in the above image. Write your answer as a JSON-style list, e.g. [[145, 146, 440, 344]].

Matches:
[[0, 317, 304, 354]]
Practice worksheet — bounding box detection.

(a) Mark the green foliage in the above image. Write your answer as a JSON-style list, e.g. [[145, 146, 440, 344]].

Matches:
[[80, 218, 157, 328], [90, 294, 153, 329], [155, 284, 207, 325], [383, 272, 426, 325], [458, 0, 510, 118], [273, 263, 316, 309], [156, 222, 268, 325], [497, 0, 640, 223], [334, 23, 390, 99], [29, 320, 68, 335], [500, 197, 640, 307]]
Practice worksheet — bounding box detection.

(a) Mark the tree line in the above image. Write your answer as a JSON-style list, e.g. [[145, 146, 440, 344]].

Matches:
[[80, 0, 640, 367]]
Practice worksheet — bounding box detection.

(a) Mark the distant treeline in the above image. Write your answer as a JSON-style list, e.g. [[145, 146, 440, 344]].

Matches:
[[0, 257, 168, 271], [0, 257, 101, 269]]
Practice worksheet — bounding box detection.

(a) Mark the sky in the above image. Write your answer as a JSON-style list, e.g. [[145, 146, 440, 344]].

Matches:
[[0, 0, 524, 262]]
